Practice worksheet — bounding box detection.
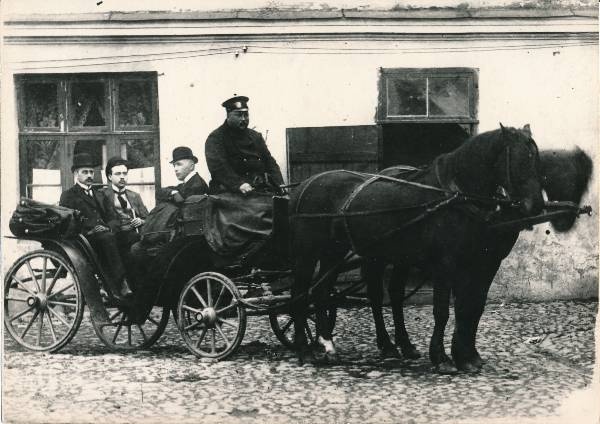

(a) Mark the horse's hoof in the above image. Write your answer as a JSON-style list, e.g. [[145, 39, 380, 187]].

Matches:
[[401, 344, 421, 360], [295, 346, 314, 366], [435, 362, 459, 375], [457, 360, 481, 374], [380, 345, 402, 360], [471, 355, 484, 369]]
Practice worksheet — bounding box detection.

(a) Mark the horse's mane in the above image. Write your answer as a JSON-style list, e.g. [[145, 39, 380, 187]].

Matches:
[[540, 146, 593, 201]]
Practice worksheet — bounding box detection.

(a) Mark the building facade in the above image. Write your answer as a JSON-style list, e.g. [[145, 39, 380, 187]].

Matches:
[[1, 1, 598, 300]]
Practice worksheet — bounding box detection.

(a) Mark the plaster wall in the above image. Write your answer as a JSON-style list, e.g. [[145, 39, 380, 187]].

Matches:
[[2, 35, 597, 300]]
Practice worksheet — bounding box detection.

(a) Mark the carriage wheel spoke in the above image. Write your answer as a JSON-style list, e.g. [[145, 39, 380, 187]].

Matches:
[[280, 317, 294, 335], [48, 283, 74, 300], [36, 311, 45, 346], [11, 276, 36, 296], [184, 321, 203, 332], [147, 315, 160, 326], [48, 300, 77, 308], [136, 324, 148, 342], [213, 286, 226, 309], [195, 328, 208, 348], [109, 310, 122, 321], [48, 306, 71, 327], [9, 305, 35, 322], [46, 310, 58, 343], [214, 322, 231, 348], [20, 309, 40, 339], [46, 265, 64, 295], [41, 258, 48, 293], [211, 329, 216, 353], [6, 297, 28, 303], [112, 317, 124, 343], [190, 287, 208, 308], [25, 260, 41, 293], [305, 323, 314, 342], [206, 279, 213, 307], [216, 303, 236, 315], [217, 318, 237, 329], [182, 305, 203, 314]]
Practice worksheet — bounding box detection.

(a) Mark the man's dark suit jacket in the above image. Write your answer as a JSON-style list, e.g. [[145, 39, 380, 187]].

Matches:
[[102, 187, 149, 233], [59, 184, 110, 233], [156, 173, 208, 203]]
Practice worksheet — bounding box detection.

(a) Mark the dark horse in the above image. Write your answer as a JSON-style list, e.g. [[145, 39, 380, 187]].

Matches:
[[289, 125, 545, 369], [365, 141, 593, 373]]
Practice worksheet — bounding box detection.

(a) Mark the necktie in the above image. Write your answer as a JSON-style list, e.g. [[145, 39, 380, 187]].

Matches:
[[85, 188, 93, 198], [115, 190, 128, 210]]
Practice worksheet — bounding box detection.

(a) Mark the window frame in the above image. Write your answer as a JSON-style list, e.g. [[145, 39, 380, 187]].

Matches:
[[377, 67, 479, 124], [15, 72, 160, 200]]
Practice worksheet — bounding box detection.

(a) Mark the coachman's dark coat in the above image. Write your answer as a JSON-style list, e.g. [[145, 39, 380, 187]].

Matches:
[[205, 122, 283, 193]]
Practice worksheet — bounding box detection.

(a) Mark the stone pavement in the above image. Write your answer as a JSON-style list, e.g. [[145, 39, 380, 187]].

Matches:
[[3, 300, 598, 424]]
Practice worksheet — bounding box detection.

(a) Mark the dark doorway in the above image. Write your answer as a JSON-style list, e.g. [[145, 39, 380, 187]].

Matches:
[[381, 123, 470, 169]]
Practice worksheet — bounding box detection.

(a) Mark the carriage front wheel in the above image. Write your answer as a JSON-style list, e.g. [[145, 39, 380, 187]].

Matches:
[[4, 249, 84, 352], [177, 272, 246, 360]]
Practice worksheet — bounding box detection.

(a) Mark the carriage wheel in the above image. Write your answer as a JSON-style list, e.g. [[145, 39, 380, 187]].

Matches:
[[4, 250, 84, 352], [177, 272, 246, 360], [91, 305, 170, 351], [269, 307, 337, 350]]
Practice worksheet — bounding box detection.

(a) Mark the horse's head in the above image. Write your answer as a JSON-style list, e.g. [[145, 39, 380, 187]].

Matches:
[[541, 146, 593, 232], [495, 123, 544, 216]]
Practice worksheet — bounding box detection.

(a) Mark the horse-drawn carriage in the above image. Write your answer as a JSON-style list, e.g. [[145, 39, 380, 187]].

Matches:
[[4, 125, 593, 370]]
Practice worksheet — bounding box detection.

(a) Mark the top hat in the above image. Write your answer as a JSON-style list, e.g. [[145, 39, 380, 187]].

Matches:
[[170, 146, 198, 164], [71, 153, 98, 172], [105, 156, 131, 178], [222, 95, 249, 112]]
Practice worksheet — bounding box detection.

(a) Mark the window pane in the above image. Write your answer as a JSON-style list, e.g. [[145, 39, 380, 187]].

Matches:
[[73, 139, 106, 185], [387, 77, 427, 116], [118, 81, 153, 127], [120, 138, 155, 209], [71, 82, 107, 127], [23, 83, 59, 128], [429, 77, 470, 117], [25, 139, 62, 202]]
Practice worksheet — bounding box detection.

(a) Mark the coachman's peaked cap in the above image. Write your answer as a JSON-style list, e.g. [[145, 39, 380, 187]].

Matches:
[[222, 95, 249, 112], [71, 153, 98, 172], [170, 146, 198, 164]]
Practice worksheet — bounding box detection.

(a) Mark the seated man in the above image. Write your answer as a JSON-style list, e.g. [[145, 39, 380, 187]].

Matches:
[[59, 153, 133, 303], [205, 95, 284, 195], [157, 146, 209, 203], [102, 156, 149, 254]]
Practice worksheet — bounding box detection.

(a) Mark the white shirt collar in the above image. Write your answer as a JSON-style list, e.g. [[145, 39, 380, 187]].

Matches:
[[76, 181, 92, 191], [111, 184, 126, 194], [183, 171, 198, 184]]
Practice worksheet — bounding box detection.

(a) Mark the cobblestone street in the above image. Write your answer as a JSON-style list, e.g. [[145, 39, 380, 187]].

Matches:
[[3, 300, 598, 424]]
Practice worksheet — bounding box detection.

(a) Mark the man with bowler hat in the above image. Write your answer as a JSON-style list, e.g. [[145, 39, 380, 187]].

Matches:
[[59, 153, 133, 303], [205, 95, 284, 194], [157, 146, 208, 203], [102, 156, 149, 252]]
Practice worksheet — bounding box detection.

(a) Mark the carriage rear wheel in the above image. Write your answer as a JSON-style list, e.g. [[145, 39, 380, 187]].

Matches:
[[91, 304, 170, 351], [269, 307, 337, 350], [177, 272, 246, 360], [4, 250, 84, 352]]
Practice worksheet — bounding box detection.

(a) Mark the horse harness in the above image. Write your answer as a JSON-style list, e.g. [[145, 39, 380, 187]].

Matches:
[[291, 165, 519, 255]]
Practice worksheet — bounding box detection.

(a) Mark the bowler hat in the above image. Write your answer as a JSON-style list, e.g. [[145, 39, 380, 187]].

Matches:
[[71, 153, 98, 172], [170, 146, 198, 164], [222, 95, 249, 112], [105, 156, 131, 178]]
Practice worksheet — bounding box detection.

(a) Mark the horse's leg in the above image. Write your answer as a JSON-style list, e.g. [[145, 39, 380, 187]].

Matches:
[[429, 274, 456, 374], [388, 265, 420, 359], [291, 254, 318, 365], [451, 272, 487, 374], [313, 254, 342, 363], [364, 259, 399, 359]]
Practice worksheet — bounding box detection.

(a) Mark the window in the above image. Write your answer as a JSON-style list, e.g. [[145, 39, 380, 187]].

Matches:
[[378, 68, 478, 123], [16, 73, 160, 208]]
